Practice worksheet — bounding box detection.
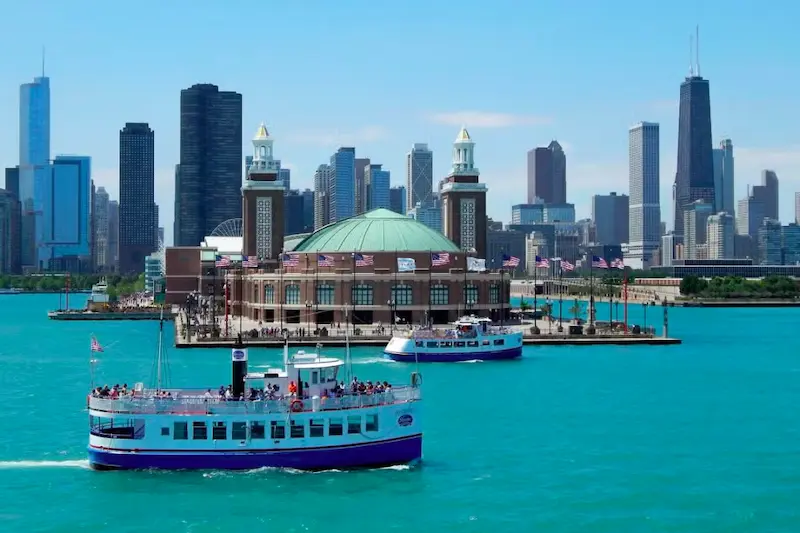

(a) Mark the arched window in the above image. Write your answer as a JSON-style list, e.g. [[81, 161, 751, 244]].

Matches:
[[391, 285, 413, 306], [316, 283, 335, 305], [264, 285, 275, 304], [463, 285, 479, 305], [430, 284, 449, 306], [352, 284, 374, 306], [285, 284, 300, 305]]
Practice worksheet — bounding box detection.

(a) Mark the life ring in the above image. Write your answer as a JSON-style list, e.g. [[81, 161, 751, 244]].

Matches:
[[290, 399, 304, 413]]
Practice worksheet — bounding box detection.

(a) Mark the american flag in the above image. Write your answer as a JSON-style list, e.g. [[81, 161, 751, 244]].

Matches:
[[318, 254, 334, 267], [353, 253, 374, 267], [242, 255, 259, 268], [90, 337, 104, 352], [215, 255, 231, 267], [610, 257, 625, 270], [535, 255, 550, 268], [281, 253, 299, 266], [592, 255, 609, 269], [502, 254, 520, 268], [560, 260, 575, 272], [431, 252, 450, 266]]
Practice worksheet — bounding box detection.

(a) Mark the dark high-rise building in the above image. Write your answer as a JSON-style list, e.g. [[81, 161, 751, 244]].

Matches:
[[760, 170, 779, 221], [526, 141, 566, 204], [3, 167, 21, 273], [119, 123, 157, 274], [108, 200, 119, 271], [389, 185, 406, 215], [592, 192, 629, 245], [354, 158, 370, 214], [301, 189, 314, 232], [285, 192, 305, 235], [674, 74, 714, 239], [176, 84, 243, 246]]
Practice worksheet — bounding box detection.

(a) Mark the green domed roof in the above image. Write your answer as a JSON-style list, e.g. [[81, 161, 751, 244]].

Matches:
[[294, 208, 460, 254]]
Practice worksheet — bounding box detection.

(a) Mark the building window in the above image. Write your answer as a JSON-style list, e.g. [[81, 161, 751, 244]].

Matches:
[[463, 285, 479, 305], [285, 284, 300, 305], [391, 285, 413, 306], [253, 285, 259, 303], [352, 284, 373, 305], [316, 283, 334, 305], [255, 196, 273, 259], [460, 198, 476, 251], [489, 284, 500, 304], [430, 284, 449, 306], [264, 285, 274, 304]]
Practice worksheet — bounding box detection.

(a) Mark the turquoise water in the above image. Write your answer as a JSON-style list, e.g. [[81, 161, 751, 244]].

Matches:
[[1, 294, 799, 532]]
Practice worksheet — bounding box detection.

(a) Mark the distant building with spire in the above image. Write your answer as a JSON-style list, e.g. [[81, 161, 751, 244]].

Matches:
[[242, 123, 284, 262]]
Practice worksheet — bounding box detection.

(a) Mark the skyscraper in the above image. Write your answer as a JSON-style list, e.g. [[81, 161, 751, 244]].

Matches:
[[389, 186, 406, 215], [108, 200, 119, 271], [3, 167, 21, 273], [328, 147, 355, 223], [628, 122, 661, 268], [365, 163, 390, 210], [18, 75, 50, 269], [760, 170, 779, 221], [93, 186, 110, 270], [406, 143, 433, 212], [683, 199, 713, 260], [707, 212, 735, 259], [526, 141, 566, 204], [354, 158, 370, 214], [119, 123, 157, 274], [313, 164, 331, 230], [278, 168, 291, 195], [592, 192, 629, 245], [674, 73, 715, 239], [712, 139, 735, 218], [736, 188, 765, 238], [176, 84, 243, 246], [795, 191, 800, 224], [42, 155, 92, 271]]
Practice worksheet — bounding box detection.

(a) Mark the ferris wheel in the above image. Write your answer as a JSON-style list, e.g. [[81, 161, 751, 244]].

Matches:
[[210, 218, 243, 237]]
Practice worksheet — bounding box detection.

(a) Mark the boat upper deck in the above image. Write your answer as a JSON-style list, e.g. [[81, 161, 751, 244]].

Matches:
[[88, 386, 420, 416], [408, 316, 519, 340]]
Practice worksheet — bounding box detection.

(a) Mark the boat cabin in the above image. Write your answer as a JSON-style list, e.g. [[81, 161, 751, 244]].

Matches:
[[453, 316, 493, 336], [243, 348, 343, 399]]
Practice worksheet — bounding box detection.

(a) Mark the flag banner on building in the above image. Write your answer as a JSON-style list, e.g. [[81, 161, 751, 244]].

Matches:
[[397, 257, 416, 272], [592, 255, 608, 269], [90, 337, 104, 352], [318, 254, 334, 267], [502, 254, 520, 268], [610, 258, 625, 270], [242, 256, 259, 268], [431, 252, 450, 266], [352, 253, 374, 267], [467, 257, 486, 272], [280, 253, 299, 266], [560, 260, 575, 271], [215, 255, 231, 267], [535, 255, 550, 268]]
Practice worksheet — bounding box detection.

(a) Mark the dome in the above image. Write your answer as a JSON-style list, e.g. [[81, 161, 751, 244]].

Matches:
[[294, 209, 460, 254]]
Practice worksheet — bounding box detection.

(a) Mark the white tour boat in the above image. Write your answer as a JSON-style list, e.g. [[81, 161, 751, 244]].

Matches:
[[384, 316, 523, 362], [87, 317, 423, 471]]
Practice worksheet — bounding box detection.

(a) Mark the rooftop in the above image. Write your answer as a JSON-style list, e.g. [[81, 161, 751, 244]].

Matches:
[[294, 208, 460, 253]]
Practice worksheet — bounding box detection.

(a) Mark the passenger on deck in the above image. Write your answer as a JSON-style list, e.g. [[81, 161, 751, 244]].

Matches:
[[288, 381, 298, 395], [204, 389, 213, 400]]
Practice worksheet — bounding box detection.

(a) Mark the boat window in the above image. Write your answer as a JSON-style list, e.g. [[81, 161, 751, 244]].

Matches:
[[493, 339, 505, 346], [212, 421, 227, 440], [454, 341, 465, 347], [467, 341, 479, 347], [290, 420, 305, 438], [174, 421, 188, 440], [232, 422, 247, 440], [311, 371, 319, 385], [482, 340, 490, 345], [161, 427, 170, 436], [347, 415, 362, 434], [441, 341, 452, 347], [271, 421, 286, 439], [310, 419, 325, 437], [415, 341, 424, 347], [250, 421, 265, 439], [426, 341, 438, 348], [192, 421, 207, 440], [366, 414, 379, 432], [329, 418, 343, 436]]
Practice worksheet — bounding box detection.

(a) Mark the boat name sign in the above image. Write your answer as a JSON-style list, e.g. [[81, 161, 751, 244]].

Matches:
[[231, 349, 248, 362]]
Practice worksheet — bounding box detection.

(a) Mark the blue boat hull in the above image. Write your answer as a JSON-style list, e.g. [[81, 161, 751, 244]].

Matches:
[[384, 347, 523, 362], [88, 434, 422, 471]]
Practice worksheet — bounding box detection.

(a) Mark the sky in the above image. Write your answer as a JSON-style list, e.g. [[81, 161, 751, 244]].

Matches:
[[2, 1, 800, 246]]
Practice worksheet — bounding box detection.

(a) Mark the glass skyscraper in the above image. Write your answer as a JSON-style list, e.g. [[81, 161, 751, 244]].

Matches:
[[119, 123, 157, 274], [41, 155, 91, 270], [365, 164, 390, 210], [628, 122, 661, 268], [406, 143, 433, 213], [674, 75, 715, 239], [18, 76, 50, 268], [329, 147, 355, 223]]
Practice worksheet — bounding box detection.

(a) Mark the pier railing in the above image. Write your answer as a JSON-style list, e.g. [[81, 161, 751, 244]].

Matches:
[[88, 386, 421, 415]]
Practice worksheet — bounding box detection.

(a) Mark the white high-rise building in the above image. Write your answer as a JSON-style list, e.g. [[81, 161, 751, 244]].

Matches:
[[707, 212, 735, 259], [405, 143, 433, 213], [712, 139, 735, 219], [626, 122, 661, 269]]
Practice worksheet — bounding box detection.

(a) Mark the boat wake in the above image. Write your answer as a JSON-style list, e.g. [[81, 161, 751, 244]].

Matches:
[[455, 359, 484, 364], [353, 357, 395, 365], [202, 463, 411, 478], [0, 459, 90, 469]]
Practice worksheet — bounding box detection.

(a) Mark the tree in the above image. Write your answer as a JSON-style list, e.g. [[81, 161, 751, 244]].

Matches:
[[519, 298, 531, 312]]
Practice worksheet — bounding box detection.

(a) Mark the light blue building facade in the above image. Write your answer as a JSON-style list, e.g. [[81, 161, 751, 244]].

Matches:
[[41, 155, 91, 269], [329, 147, 355, 222], [18, 76, 50, 269], [366, 164, 390, 210]]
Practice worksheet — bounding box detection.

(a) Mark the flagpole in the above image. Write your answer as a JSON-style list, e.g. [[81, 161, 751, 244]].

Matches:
[[238, 265, 243, 337], [313, 254, 318, 330], [352, 250, 356, 334], [589, 257, 595, 329], [463, 252, 468, 317], [558, 262, 563, 328], [533, 258, 538, 331], [608, 269, 613, 326], [427, 250, 432, 327], [623, 266, 629, 333], [280, 257, 284, 331], [394, 249, 398, 327]]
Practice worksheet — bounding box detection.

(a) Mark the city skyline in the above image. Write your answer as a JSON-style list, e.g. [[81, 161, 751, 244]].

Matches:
[[1, 2, 800, 246]]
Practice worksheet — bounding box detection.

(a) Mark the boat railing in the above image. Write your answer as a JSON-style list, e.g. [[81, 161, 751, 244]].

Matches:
[[88, 386, 421, 415]]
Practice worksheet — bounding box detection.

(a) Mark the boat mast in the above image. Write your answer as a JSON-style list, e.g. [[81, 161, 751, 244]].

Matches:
[[344, 304, 353, 383], [156, 306, 166, 390]]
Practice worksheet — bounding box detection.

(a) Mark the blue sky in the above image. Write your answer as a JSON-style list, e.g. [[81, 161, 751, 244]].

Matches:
[[2, 0, 799, 245]]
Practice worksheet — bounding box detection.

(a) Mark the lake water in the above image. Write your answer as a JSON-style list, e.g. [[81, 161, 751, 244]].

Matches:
[[1, 294, 799, 532]]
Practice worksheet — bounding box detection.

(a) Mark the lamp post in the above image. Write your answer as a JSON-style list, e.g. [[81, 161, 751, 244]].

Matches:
[[387, 299, 396, 334], [305, 300, 312, 333], [643, 302, 649, 334]]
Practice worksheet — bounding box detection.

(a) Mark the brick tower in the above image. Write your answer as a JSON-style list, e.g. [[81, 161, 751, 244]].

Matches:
[[441, 127, 488, 258], [242, 123, 285, 263]]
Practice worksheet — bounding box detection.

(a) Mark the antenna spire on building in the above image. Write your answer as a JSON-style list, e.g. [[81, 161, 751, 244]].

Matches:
[[695, 25, 700, 77], [41, 46, 46, 76], [688, 33, 694, 76]]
